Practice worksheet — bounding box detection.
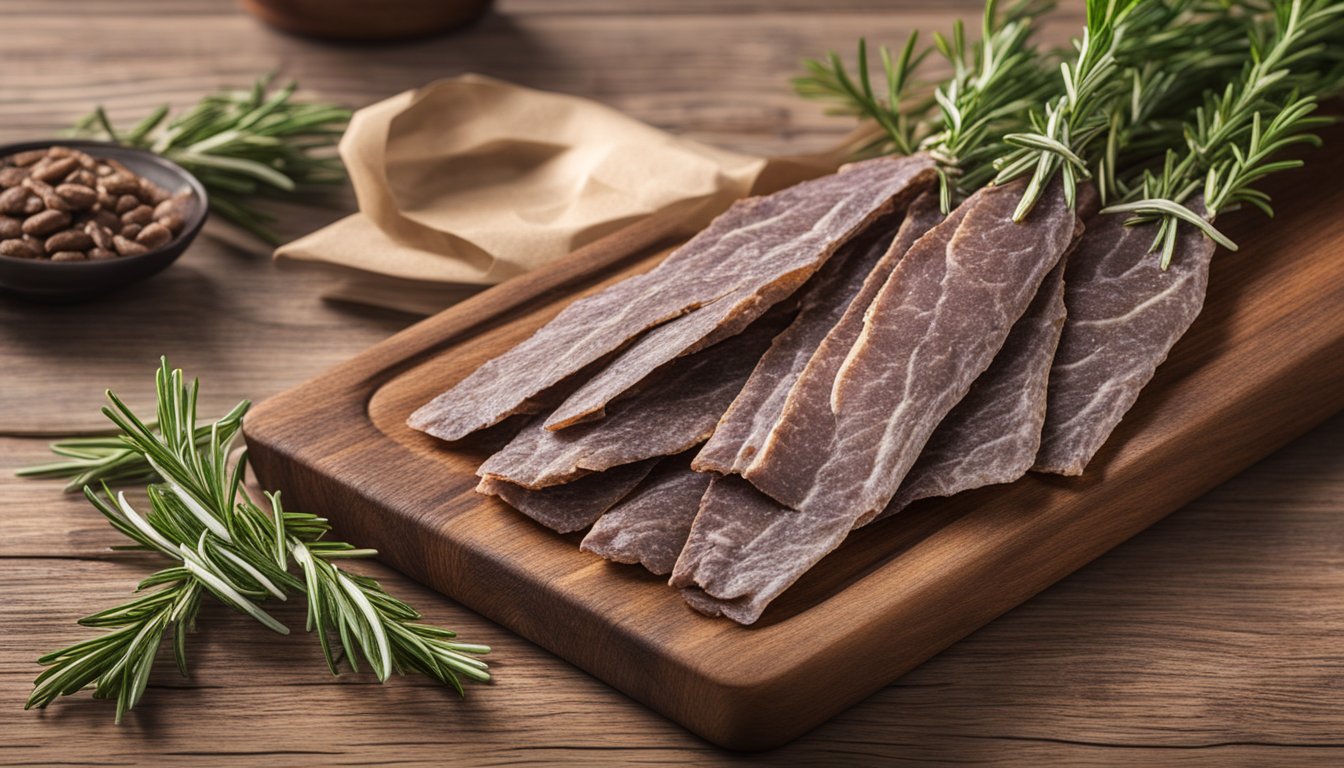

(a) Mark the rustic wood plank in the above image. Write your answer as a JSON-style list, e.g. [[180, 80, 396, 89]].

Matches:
[[2, 0, 1341, 763]]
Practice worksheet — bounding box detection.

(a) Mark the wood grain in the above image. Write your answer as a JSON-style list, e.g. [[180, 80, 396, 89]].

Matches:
[[243, 119, 1344, 748], [1, 0, 1341, 764]]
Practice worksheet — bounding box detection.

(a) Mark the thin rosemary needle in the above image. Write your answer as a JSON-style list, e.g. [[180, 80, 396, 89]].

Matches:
[[26, 359, 490, 721]]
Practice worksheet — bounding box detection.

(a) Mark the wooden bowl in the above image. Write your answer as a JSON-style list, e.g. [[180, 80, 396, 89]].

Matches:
[[240, 0, 493, 42]]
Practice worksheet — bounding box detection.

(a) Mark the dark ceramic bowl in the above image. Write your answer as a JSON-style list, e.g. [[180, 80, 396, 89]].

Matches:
[[0, 140, 208, 300]]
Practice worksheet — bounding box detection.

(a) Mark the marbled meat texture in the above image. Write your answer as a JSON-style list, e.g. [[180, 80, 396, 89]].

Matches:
[[694, 191, 945, 475], [744, 178, 1079, 521], [881, 251, 1069, 516], [1035, 201, 1216, 475], [476, 305, 792, 489], [672, 181, 1082, 625], [409, 154, 936, 441], [476, 459, 657, 534], [539, 155, 939, 430], [580, 454, 711, 576], [669, 474, 853, 625]]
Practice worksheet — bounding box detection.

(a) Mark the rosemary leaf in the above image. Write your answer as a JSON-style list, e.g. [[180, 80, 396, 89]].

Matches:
[[24, 359, 490, 720]]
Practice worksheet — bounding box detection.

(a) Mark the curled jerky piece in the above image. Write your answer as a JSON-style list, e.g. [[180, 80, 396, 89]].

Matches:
[[670, 474, 853, 625], [745, 178, 1077, 520], [1035, 202, 1215, 475], [882, 252, 1068, 515], [538, 155, 938, 431], [674, 181, 1080, 625], [476, 459, 656, 534], [695, 191, 944, 475], [477, 306, 792, 489], [580, 455, 711, 576], [411, 155, 935, 441]]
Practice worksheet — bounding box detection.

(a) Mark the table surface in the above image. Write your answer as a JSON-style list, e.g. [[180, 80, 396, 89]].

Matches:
[[1, 1, 1340, 765]]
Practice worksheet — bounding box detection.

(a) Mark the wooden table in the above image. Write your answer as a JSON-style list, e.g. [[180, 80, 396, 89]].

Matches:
[[1, 1, 1340, 765]]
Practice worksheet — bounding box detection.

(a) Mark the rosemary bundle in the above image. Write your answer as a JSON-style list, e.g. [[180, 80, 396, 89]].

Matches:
[[993, 0, 1147, 219], [1103, 0, 1344, 265], [71, 74, 351, 243], [24, 360, 489, 721], [795, 0, 1060, 210]]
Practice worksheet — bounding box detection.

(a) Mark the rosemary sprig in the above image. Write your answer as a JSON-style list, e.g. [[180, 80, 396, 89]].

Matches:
[[1094, 1, 1256, 204], [794, 1, 1059, 210], [71, 74, 351, 244], [1100, 0, 1344, 266], [26, 360, 490, 721], [793, 32, 934, 157], [919, 0, 1059, 211], [16, 403, 246, 493], [994, 0, 1146, 219]]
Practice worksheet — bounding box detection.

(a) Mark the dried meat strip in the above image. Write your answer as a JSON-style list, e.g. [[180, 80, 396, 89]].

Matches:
[[476, 305, 792, 489], [745, 178, 1078, 520], [538, 156, 938, 430], [881, 253, 1068, 515], [410, 155, 936, 441], [477, 459, 657, 534], [580, 454, 711, 576], [673, 181, 1082, 624], [669, 474, 851, 625], [694, 191, 945, 475], [1035, 203, 1216, 475]]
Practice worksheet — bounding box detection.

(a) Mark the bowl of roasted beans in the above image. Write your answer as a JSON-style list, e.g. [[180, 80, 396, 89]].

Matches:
[[0, 140, 207, 298]]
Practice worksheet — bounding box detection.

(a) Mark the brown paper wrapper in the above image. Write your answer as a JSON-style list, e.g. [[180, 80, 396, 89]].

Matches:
[[276, 75, 875, 314]]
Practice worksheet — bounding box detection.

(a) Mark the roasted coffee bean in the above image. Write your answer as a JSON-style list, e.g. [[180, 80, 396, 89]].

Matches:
[[56, 183, 98, 210], [45, 229, 93, 253], [22, 209, 71, 236], [90, 209, 121, 231], [136, 222, 172, 249], [158, 212, 186, 234], [11, 149, 46, 166], [88, 247, 117, 260], [0, 238, 42, 259], [0, 186, 28, 214], [0, 167, 28, 188], [0, 216, 20, 239], [120, 223, 142, 240], [49, 250, 87, 262], [101, 172, 139, 195], [32, 156, 78, 184], [122, 205, 154, 227], [23, 178, 72, 212], [21, 195, 43, 215], [138, 177, 169, 204], [153, 195, 192, 222], [113, 235, 148, 257], [114, 194, 140, 214], [85, 222, 115, 250]]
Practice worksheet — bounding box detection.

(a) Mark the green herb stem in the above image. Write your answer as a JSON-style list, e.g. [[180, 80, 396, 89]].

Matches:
[[25, 359, 489, 720]]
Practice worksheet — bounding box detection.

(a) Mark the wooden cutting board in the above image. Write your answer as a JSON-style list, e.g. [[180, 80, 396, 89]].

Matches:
[[244, 142, 1344, 751]]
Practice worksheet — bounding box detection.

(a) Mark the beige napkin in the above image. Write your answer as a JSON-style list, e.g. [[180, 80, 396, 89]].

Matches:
[[276, 75, 873, 314]]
